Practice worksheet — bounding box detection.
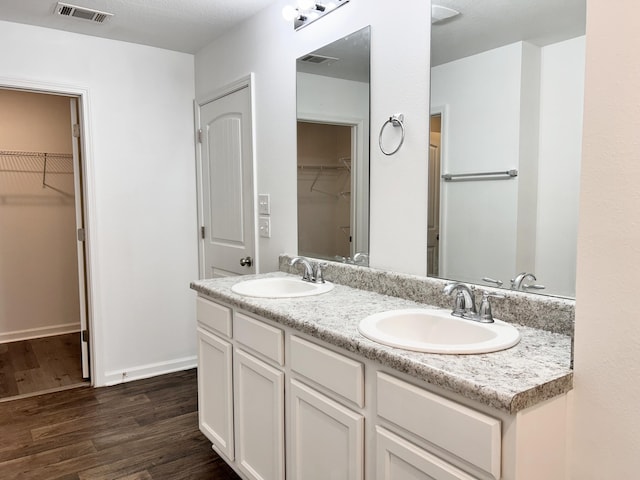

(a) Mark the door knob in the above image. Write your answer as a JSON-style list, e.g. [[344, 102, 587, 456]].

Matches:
[[239, 256, 253, 267]]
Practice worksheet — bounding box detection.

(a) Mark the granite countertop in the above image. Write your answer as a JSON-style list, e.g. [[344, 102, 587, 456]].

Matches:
[[191, 272, 573, 415]]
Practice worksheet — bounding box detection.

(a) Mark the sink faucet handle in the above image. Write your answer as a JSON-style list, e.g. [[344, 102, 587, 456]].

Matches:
[[523, 283, 546, 290], [313, 261, 329, 284], [482, 277, 503, 287], [477, 291, 506, 323]]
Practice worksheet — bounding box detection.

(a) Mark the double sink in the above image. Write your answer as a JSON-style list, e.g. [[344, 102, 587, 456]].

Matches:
[[231, 276, 520, 355]]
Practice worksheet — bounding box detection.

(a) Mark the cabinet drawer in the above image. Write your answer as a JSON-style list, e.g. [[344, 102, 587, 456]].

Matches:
[[377, 372, 501, 479], [197, 296, 232, 338], [234, 312, 284, 366], [290, 336, 364, 408]]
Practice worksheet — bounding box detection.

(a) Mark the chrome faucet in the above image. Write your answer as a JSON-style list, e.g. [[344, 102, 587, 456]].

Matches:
[[353, 252, 369, 265], [290, 256, 314, 282], [443, 282, 477, 317], [290, 256, 327, 283], [510, 272, 546, 291], [443, 283, 505, 323], [312, 261, 328, 283]]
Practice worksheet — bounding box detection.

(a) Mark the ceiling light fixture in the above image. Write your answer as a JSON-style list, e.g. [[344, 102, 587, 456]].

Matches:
[[282, 0, 349, 31]]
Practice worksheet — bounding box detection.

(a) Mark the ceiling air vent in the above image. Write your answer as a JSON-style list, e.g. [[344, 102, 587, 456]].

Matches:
[[299, 54, 339, 65], [55, 2, 113, 24]]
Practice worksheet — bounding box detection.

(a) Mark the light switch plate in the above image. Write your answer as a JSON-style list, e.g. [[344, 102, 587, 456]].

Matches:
[[259, 216, 271, 238], [258, 194, 271, 215]]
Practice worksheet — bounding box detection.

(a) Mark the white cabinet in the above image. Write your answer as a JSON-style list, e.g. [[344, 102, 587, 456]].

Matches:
[[234, 348, 285, 480], [376, 427, 477, 480], [289, 335, 365, 479], [290, 379, 364, 480], [233, 310, 286, 480], [197, 326, 234, 461], [197, 297, 285, 480], [195, 293, 569, 480]]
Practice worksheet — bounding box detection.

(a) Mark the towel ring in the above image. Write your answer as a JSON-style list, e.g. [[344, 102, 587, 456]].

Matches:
[[379, 113, 405, 156]]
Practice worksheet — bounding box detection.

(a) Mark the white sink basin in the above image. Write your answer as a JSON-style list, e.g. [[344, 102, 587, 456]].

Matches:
[[231, 277, 334, 298], [358, 308, 520, 354]]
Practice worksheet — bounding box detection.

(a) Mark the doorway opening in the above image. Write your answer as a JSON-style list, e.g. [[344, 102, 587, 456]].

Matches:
[[428, 113, 442, 277], [0, 88, 90, 401], [297, 120, 354, 262]]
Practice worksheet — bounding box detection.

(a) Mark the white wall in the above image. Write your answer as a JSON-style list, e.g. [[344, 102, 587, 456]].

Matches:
[[571, 0, 640, 476], [195, 0, 431, 276], [515, 42, 542, 277], [297, 72, 369, 124], [0, 21, 197, 386], [535, 37, 585, 297], [0, 90, 80, 341]]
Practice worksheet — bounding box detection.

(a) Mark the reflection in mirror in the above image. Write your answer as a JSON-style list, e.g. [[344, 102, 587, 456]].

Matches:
[[429, 0, 586, 298], [296, 26, 370, 265]]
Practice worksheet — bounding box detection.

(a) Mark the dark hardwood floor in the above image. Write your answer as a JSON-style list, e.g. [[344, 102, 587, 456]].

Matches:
[[0, 333, 87, 400], [0, 369, 241, 480]]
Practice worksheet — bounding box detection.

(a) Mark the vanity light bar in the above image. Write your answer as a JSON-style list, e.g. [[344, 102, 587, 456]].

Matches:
[[282, 0, 350, 31]]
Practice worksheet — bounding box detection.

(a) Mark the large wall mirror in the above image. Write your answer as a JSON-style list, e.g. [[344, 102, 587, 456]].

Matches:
[[296, 26, 370, 265], [429, 0, 586, 298], [294, 1, 585, 300]]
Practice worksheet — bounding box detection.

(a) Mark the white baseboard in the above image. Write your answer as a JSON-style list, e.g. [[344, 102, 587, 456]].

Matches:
[[103, 356, 197, 386], [0, 323, 80, 344]]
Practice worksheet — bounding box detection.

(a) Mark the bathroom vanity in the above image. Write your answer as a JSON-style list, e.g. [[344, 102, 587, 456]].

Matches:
[[191, 268, 573, 480]]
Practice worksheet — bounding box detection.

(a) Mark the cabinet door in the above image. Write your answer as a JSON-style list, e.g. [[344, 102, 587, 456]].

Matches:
[[376, 427, 476, 480], [197, 326, 234, 460], [234, 348, 285, 480], [290, 379, 364, 480]]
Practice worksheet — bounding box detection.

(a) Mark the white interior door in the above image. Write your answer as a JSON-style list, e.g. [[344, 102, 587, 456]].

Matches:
[[198, 82, 256, 278], [69, 97, 90, 379]]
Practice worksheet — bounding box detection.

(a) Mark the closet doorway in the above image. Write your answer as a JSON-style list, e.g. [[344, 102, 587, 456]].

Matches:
[[428, 113, 442, 277], [0, 88, 90, 400], [297, 121, 354, 261]]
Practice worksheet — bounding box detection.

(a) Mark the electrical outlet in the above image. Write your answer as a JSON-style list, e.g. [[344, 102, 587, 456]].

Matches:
[[258, 194, 271, 215], [259, 216, 271, 238]]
